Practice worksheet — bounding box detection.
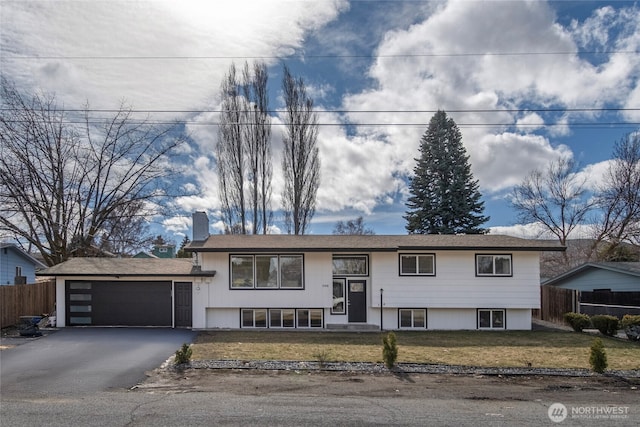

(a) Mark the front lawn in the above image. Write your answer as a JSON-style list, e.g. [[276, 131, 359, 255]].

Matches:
[[191, 330, 640, 370]]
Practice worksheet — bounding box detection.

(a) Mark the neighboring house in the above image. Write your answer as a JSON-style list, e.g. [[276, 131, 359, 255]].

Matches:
[[152, 244, 176, 259], [37, 212, 564, 330], [542, 262, 640, 317], [0, 243, 47, 285]]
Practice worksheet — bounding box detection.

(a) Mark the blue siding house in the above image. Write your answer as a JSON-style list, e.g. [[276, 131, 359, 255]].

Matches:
[[542, 262, 640, 317], [0, 243, 47, 285], [542, 262, 640, 292]]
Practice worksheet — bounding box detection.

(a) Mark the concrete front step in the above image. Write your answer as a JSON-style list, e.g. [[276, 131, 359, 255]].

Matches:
[[326, 323, 381, 331]]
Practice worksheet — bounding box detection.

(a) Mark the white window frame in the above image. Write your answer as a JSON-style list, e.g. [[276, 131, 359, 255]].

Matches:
[[399, 254, 435, 276], [269, 309, 296, 328], [475, 254, 512, 277], [398, 309, 427, 329], [477, 309, 505, 329], [296, 309, 324, 328], [241, 309, 268, 328]]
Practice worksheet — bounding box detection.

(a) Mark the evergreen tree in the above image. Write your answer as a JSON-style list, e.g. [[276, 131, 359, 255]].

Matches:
[[405, 110, 489, 234]]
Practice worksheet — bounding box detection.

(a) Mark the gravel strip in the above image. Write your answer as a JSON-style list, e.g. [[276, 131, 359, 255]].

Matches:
[[183, 359, 640, 379]]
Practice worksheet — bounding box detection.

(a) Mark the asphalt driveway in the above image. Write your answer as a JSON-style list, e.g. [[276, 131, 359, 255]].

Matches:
[[0, 328, 196, 398]]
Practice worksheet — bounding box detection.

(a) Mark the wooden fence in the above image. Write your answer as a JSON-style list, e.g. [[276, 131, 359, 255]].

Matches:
[[0, 279, 56, 329], [535, 285, 576, 324]]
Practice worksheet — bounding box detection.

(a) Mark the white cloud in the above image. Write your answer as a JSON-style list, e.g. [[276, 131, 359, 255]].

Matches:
[[3, 0, 639, 235], [1, 0, 347, 111], [337, 0, 640, 206]]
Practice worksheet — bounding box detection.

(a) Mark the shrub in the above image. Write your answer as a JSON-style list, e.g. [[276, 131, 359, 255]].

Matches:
[[313, 349, 331, 369], [621, 315, 640, 341], [590, 315, 620, 336], [382, 331, 398, 369], [620, 314, 640, 329], [589, 338, 607, 374], [563, 312, 591, 332], [174, 343, 193, 365]]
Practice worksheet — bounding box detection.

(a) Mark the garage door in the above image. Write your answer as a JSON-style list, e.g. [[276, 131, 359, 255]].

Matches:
[[66, 281, 172, 326]]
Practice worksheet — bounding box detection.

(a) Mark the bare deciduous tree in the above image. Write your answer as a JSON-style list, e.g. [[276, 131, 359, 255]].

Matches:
[[242, 61, 272, 234], [281, 65, 320, 235], [512, 157, 594, 264], [97, 201, 154, 256], [216, 63, 247, 234], [216, 61, 273, 234], [0, 78, 184, 266], [594, 133, 640, 257], [332, 216, 375, 235]]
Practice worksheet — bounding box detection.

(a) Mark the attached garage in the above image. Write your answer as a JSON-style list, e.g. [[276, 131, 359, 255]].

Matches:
[[39, 258, 215, 328]]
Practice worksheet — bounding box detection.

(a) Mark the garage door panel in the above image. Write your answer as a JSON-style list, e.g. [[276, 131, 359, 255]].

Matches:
[[66, 281, 172, 326]]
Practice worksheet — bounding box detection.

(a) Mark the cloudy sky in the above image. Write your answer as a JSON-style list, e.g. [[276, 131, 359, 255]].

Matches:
[[2, 0, 640, 240]]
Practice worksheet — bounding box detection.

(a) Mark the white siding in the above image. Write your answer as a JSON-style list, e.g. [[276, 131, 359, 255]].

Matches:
[[371, 251, 540, 309], [56, 278, 66, 327], [427, 309, 478, 330], [196, 249, 540, 330], [200, 252, 332, 308], [205, 308, 237, 328], [506, 309, 532, 330]]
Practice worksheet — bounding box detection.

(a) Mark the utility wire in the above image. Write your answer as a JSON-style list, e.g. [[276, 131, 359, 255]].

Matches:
[[3, 50, 639, 60], [1, 107, 639, 114]]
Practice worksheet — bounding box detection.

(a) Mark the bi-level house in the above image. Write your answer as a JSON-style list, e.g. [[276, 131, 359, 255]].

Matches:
[[40, 212, 563, 329], [186, 213, 564, 331]]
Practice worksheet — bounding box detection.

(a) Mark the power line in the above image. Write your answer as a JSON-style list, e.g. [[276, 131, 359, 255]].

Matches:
[[2, 118, 639, 129], [2, 107, 639, 114], [3, 51, 639, 61]]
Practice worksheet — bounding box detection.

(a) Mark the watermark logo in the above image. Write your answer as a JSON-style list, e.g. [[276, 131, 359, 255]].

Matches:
[[548, 403, 568, 423], [548, 403, 630, 422]]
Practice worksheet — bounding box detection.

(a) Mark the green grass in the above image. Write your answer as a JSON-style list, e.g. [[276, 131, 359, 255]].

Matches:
[[192, 330, 640, 370]]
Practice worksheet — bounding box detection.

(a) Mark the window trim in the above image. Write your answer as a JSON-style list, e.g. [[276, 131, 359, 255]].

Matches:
[[399, 253, 436, 276], [230, 254, 305, 289], [332, 255, 369, 276], [475, 254, 513, 277], [331, 278, 346, 315], [398, 308, 427, 329], [477, 309, 506, 330]]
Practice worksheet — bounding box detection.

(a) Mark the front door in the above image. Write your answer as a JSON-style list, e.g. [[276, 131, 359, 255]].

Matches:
[[174, 282, 192, 327], [347, 280, 367, 323]]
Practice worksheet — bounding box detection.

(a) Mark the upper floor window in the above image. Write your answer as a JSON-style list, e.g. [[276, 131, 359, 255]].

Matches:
[[332, 255, 368, 276], [231, 254, 303, 289], [399, 254, 435, 276], [476, 254, 512, 276]]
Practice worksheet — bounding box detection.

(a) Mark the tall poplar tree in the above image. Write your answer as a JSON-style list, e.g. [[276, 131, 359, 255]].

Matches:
[[405, 110, 489, 234], [281, 65, 320, 235]]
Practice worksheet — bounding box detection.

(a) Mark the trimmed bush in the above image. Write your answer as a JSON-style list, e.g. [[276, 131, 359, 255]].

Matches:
[[621, 314, 640, 341], [589, 338, 607, 374], [563, 312, 591, 332], [620, 314, 640, 329], [174, 343, 193, 365], [590, 315, 620, 336], [382, 331, 398, 369]]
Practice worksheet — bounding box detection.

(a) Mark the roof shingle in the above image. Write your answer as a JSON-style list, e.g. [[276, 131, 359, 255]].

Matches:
[[186, 234, 565, 252]]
